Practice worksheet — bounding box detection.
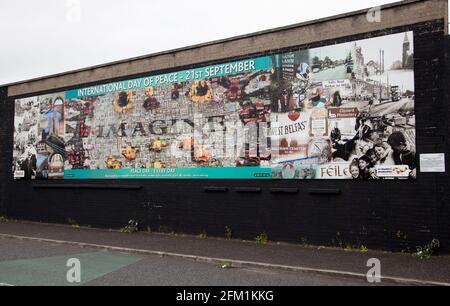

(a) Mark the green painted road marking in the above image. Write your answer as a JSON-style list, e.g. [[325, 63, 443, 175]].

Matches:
[[0, 251, 143, 286]]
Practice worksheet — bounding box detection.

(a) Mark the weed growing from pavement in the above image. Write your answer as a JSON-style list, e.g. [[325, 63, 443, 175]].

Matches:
[[414, 239, 440, 260], [300, 237, 310, 247], [359, 245, 369, 254], [396, 230, 412, 254], [67, 218, 79, 228], [331, 232, 370, 253], [333, 232, 345, 249], [395, 231, 440, 259], [225, 226, 233, 240], [344, 244, 352, 251], [0, 216, 8, 222], [255, 233, 269, 245], [198, 232, 208, 239], [157, 226, 180, 237], [220, 262, 232, 269], [119, 220, 139, 233]]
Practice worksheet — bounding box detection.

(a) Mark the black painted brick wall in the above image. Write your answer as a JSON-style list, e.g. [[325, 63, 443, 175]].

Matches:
[[0, 20, 449, 252]]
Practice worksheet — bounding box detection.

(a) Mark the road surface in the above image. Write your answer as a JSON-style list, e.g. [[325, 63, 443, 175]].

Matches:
[[0, 236, 395, 286], [312, 66, 348, 82]]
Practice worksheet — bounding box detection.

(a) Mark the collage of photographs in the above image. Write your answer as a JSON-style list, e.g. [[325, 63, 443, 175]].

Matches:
[[12, 31, 416, 180]]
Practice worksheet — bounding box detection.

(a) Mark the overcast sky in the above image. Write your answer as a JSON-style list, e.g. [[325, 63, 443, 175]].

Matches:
[[0, 0, 415, 85]]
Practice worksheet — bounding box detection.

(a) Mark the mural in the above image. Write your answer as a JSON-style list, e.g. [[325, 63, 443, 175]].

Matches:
[[13, 31, 416, 180]]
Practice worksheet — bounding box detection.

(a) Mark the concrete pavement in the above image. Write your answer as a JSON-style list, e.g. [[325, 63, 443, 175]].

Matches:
[[0, 220, 449, 286], [0, 237, 384, 286]]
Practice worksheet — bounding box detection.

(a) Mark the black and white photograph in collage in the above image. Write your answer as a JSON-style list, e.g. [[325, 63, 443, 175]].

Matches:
[[13, 93, 66, 180], [270, 31, 416, 180]]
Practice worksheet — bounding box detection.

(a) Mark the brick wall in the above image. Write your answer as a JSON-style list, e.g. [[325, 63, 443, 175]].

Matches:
[[0, 86, 12, 217], [441, 36, 450, 251]]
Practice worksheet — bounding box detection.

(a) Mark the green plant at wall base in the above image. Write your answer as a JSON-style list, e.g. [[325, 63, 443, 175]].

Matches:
[[414, 239, 440, 260], [333, 232, 345, 249], [0, 216, 8, 222], [344, 244, 355, 251], [396, 230, 412, 253], [157, 226, 179, 237], [255, 233, 269, 245], [225, 226, 233, 240], [120, 220, 139, 233], [300, 237, 310, 247], [67, 218, 79, 228], [198, 232, 207, 239], [359, 245, 369, 254]]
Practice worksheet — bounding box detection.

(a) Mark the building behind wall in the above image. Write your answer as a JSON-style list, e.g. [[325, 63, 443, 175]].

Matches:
[[0, 0, 449, 252]]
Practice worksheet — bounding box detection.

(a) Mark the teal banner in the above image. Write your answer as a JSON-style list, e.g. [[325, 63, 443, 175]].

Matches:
[[64, 168, 272, 180], [66, 56, 273, 99]]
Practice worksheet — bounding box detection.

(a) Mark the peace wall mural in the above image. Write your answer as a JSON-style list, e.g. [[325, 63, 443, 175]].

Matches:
[[13, 31, 416, 180]]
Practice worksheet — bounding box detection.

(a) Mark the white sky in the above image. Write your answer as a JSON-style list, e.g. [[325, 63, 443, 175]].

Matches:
[[0, 0, 425, 85]]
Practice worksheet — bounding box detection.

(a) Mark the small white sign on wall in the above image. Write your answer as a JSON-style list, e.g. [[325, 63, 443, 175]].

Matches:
[[420, 154, 446, 173]]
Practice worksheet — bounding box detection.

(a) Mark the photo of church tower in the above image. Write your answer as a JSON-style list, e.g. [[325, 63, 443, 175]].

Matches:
[[403, 32, 414, 69]]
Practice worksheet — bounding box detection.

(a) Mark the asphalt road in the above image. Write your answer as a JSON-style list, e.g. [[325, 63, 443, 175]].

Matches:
[[312, 65, 348, 82], [0, 237, 395, 286]]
